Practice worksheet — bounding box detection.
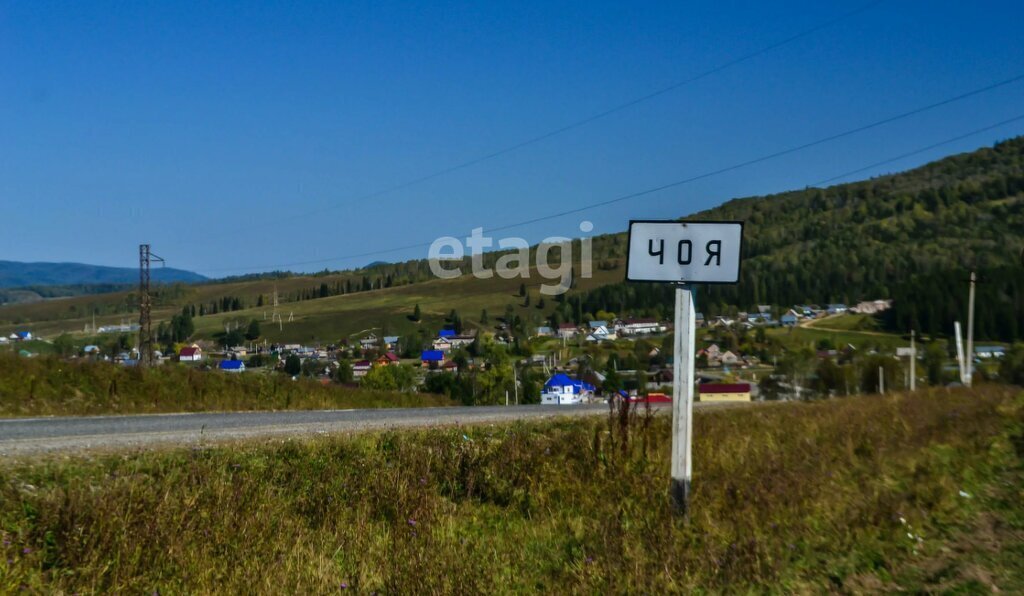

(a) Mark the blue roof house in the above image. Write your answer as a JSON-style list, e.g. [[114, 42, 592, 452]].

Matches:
[[219, 359, 246, 373], [421, 350, 446, 367], [438, 329, 456, 338], [541, 373, 596, 405]]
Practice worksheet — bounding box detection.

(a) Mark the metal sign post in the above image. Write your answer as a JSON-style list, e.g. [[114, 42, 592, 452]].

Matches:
[[626, 220, 743, 515]]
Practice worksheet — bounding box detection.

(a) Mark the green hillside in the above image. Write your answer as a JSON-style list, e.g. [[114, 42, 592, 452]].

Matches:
[[1, 137, 1022, 344]]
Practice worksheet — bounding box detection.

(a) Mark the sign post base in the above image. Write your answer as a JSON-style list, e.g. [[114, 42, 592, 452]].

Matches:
[[670, 477, 691, 516]]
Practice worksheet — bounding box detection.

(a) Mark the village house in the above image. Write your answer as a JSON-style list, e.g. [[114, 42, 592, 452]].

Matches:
[[780, 312, 799, 327], [826, 304, 848, 315], [585, 325, 614, 343], [179, 346, 203, 362], [432, 337, 453, 352], [218, 359, 245, 373], [975, 346, 1006, 359], [359, 334, 378, 350], [719, 351, 742, 367], [700, 343, 722, 364], [448, 335, 475, 349], [375, 352, 400, 367], [421, 350, 446, 368], [352, 360, 372, 378], [541, 373, 595, 405], [534, 326, 553, 337], [851, 299, 893, 314], [710, 316, 734, 328], [698, 382, 752, 402], [557, 323, 579, 339], [616, 318, 663, 336], [383, 336, 400, 349]]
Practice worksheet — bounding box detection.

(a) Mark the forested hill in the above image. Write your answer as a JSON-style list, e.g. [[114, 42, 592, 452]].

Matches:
[[0, 261, 206, 288], [575, 136, 1024, 341]]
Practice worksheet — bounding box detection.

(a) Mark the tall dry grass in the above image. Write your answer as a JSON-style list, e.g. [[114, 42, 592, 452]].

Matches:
[[0, 353, 452, 417], [1, 386, 1022, 592]]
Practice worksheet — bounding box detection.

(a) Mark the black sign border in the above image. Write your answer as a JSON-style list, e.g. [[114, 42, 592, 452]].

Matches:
[[624, 219, 745, 285]]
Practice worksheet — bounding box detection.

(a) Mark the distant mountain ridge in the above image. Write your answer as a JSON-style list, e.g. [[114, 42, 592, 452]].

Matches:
[[0, 260, 207, 288]]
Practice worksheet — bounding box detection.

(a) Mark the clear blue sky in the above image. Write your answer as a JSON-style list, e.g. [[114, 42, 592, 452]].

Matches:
[[2, 0, 1023, 277]]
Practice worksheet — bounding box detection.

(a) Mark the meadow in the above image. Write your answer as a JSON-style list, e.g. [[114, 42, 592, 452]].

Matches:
[[0, 354, 452, 418], [1, 386, 1021, 592]]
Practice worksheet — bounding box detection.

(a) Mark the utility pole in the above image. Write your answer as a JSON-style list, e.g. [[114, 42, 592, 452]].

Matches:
[[954, 321, 966, 384], [513, 365, 519, 405], [878, 366, 884, 394], [965, 271, 976, 387], [138, 244, 164, 367], [909, 330, 916, 392], [272, 286, 283, 331]]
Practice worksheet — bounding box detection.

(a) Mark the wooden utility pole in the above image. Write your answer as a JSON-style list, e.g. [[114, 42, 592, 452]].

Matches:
[[909, 330, 916, 392], [965, 271, 976, 387], [670, 285, 696, 515], [878, 366, 884, 394]]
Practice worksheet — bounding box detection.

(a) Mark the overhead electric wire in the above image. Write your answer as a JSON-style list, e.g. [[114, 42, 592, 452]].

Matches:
[[811, 113, 1024, 185], [201, 72, 1024, 274], [240, 1, 886, 231]]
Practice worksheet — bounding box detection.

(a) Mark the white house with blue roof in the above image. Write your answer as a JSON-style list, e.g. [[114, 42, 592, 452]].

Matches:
[[541, 373, 595, 405]]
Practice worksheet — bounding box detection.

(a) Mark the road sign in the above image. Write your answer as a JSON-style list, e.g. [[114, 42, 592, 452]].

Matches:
[[626, 220, 743, 283], [625, 219, 743, 516]]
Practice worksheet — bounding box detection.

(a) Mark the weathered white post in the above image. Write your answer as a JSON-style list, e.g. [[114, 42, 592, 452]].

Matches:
[[624, 220, 744, 517], [670, 285, 696, 514]]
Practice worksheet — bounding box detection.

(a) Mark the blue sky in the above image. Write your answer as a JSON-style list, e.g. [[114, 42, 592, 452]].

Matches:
[[2, 0, 1023, 277]]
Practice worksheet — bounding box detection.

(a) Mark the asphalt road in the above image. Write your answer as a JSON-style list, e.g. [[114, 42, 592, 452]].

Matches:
[[0, 402, 715, 456]]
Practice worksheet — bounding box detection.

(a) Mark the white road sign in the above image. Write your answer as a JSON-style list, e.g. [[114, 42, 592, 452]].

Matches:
[[626, 220, 743, 283]]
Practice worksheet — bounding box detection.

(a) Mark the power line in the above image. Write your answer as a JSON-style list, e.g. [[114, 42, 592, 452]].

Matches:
[[236, 1, 886, 232], [202, 72, 1024, 275], [811, 113, 1024, 185]]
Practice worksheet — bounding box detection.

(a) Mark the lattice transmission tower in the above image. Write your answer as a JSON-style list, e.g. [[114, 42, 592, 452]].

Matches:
[[138, 244, 164, 366]]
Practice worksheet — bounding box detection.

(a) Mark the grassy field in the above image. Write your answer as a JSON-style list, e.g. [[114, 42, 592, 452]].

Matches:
[[0, 354, 452, 418], [806, 313, 882, 332], [1, 386, 1021, 592], [766, 323, 909, 352]]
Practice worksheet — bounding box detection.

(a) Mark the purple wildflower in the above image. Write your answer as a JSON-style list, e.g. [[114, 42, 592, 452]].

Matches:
[[340, 582, 348, 589], [21, 547, 31, 555], [407, 518, 417, 527]]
